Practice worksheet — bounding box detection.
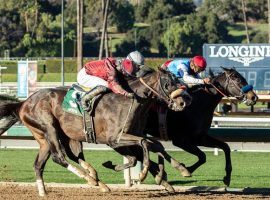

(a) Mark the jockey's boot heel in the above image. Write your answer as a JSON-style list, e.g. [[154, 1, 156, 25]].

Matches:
[[81, 85, 109, 111]]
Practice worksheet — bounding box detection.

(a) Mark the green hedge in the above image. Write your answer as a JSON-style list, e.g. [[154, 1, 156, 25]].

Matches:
[[0, 58, 169, 75]]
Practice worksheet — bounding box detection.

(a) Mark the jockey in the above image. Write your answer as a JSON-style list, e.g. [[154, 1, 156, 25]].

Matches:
[[162, 55, 210, 87], [77, 51, 145, 111]]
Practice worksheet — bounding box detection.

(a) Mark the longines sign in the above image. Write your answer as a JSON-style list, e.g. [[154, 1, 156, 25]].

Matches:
[[203, 44, 270, 90]]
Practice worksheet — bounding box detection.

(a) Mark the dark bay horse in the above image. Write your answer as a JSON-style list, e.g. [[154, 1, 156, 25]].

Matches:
[[144, 67, 258, 187], [0, 69, 192, 196]]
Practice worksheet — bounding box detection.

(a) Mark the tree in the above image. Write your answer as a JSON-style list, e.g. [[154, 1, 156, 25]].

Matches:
[[110, 0, 135, 32], [0, 9, 24, 56], [134, 0, 153, 22], [147, 0, 174, 23], [115, 28, 151, 56], [161, 22, 196, 57]]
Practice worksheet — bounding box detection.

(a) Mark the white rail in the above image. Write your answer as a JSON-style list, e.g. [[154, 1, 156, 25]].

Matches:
[[213, 117, 270, 123]]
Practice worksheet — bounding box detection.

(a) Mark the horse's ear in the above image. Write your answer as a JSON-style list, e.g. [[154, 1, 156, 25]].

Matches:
[[158, 66, 166, 73], [208, 68, 214, 78], [220, 66, 230, 72]]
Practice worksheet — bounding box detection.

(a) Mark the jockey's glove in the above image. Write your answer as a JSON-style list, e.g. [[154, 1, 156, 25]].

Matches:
[[125, 92, 135, 99]]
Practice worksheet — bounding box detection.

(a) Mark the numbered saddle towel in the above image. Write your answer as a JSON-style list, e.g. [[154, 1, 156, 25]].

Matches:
[[62, 87, 85, 116]]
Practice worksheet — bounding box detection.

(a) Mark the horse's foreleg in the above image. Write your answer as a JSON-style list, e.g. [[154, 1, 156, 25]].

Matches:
[[200, 135, 232, 187], [172, 139, 206, 176], [110, 134, 150, 182], [149, 160, 175, 193], [66, 140, 98, 180], [63, 139, 110, 192], [148, 139, 191, 177]]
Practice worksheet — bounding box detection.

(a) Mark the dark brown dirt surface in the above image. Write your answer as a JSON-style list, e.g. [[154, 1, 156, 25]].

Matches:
[[0, 183, 270, 200]]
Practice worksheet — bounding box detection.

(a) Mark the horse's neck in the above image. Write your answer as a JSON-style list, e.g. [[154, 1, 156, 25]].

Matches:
[[192, 89, 222, 114], [129, 72, 158, 98]]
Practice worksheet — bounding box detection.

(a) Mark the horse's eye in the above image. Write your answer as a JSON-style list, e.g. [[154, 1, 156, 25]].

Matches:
[[164, 82, 170, 90]]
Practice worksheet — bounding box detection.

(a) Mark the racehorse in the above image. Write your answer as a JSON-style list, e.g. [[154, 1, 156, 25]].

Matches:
[[144, 67, 258, 187], [0, 68, 192, 196]]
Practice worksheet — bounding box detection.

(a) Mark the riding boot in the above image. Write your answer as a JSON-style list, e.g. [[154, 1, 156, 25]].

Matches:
[[81, 85, 109, 112]]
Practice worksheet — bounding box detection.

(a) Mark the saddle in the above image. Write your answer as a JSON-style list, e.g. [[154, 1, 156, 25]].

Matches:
[[62, 84, 100, 143]]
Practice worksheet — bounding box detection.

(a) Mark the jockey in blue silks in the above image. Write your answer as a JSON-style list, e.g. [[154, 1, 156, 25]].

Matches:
[[162, 55, 210, 87]]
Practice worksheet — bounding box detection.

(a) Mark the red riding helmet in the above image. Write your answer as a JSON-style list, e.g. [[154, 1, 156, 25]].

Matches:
[[121, 59, 138, 76], [192, 56, 207, 70]]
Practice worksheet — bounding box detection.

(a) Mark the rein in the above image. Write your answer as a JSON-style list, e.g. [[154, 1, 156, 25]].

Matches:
[[209, 82, 235, 104], [139, 77, 171, 105], [210, 71, 253, 104]]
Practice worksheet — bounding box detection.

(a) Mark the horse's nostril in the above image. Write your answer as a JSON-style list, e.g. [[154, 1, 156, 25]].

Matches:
[[251, 95, 258, 101], [180, 102, 185, 107]]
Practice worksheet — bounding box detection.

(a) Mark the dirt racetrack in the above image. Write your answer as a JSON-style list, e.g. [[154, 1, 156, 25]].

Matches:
[[1, 182, 270, 200]]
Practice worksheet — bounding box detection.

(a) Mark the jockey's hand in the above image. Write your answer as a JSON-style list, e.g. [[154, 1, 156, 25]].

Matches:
[[203, 78, 211, 84], [125, 92, 135, 99]]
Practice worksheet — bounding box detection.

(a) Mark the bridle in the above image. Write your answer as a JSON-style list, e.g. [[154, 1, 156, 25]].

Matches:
[[139, 71, 183, 106], [210, 71, 253, 103]]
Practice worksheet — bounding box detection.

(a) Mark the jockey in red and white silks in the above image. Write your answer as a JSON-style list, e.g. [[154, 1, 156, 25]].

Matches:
[[77, 51, 145, 97]]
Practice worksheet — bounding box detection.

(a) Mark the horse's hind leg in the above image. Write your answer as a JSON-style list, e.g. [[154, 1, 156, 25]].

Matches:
[[110, 134, 150, 182], [33, 137, 51, 196], [64, 139, 110, 192], [103, 147, 137, 171], [27, 112, 99, 190]]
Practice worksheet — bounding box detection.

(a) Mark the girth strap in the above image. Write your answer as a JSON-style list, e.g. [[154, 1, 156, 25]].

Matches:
[[83, 111, 96, 143]]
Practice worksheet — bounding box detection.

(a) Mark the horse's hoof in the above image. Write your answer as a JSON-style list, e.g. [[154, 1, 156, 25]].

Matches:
[[161, 180, 175, 193], [139, 172, 147, 182], [38, 191, 47, 197], [178, 163, 192, 177], [139, 167, 148, 182], [155, 175, 162, 185], [98, 181, 111, 193], [182, 171, 192, 177], [87, 176, 98, 186], [223, 176, 231, 187], [89, 172, 98, 181], [180, 168, 192, 177], [114, 165, 124, 172]]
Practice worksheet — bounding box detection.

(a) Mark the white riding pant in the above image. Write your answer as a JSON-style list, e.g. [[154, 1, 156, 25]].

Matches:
[[77, 68, 108, 89]]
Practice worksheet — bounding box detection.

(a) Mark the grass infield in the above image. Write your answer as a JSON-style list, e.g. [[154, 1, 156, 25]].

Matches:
[[0, 149, 269, 188]]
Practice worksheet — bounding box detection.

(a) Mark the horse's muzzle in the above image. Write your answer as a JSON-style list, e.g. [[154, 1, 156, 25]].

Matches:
[[169, 89, 192, 111], [243, 91, 258, 106]]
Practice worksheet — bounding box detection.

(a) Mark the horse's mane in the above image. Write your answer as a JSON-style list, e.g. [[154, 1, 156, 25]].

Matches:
[[0, 94, 20, 103], [136, 66, 155, 77]]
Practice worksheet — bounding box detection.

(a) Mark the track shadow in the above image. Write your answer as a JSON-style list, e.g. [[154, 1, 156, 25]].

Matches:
[[169, 180, 197, 185]]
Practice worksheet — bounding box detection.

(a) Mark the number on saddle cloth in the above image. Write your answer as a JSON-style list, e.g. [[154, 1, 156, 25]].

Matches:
[[62, 86, 85, 116]]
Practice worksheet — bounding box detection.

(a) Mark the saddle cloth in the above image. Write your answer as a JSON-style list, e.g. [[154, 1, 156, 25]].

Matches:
[[62, 85, 86, 116]]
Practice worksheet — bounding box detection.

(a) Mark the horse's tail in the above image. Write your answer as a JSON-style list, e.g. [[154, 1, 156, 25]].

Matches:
[[0, 94, 23, 135]]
